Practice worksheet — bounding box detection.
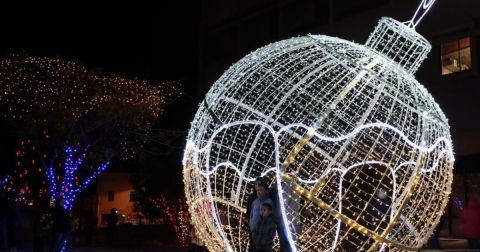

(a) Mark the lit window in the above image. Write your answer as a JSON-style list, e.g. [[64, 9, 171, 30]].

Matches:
[[441, 37, 471, 75], [108, 191, 115, 202]]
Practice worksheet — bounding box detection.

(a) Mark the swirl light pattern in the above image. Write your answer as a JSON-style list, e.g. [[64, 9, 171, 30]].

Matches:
[[183, 17, 454, 251]]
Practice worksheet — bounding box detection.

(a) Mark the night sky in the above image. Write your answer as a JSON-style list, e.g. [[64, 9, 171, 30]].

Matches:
[[1, 2, 476, 197], [0, 3, 201, 195]]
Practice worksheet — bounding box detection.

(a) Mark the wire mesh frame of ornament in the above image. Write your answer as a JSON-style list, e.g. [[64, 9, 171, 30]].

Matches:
[[183, 17, 453, 252]]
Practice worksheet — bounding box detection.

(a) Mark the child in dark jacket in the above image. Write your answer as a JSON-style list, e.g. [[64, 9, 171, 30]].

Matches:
[[252, 203, 277, 252]]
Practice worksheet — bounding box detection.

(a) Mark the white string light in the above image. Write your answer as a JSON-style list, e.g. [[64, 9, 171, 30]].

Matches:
[[406, 0, 437, 28], [184, 16, 453, 252]]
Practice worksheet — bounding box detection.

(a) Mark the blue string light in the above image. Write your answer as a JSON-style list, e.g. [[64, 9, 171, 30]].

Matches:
[[44, 146, 110, 252], [0, 176, 8, 188], [46, 146, 110, 211]]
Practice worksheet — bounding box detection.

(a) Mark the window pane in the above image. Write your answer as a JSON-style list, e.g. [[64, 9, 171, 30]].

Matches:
[[108, 191, 115, 202], [441, 37, 471, 75], [442, 51, 461, 75], [459, 37, 470, 49], [441, 40, 459, 55], [459, 47, 471, 70]]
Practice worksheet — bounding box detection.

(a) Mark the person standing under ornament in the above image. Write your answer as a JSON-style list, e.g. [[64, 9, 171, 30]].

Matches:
[[247, 178, 265, 252], [459, 198, 480, 249], [247, 178, 274, 252], [252, 203, 277, 252], [247, 177, 293, 252]]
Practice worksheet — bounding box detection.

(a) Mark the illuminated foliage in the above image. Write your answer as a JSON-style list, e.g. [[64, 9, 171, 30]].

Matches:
[[0, 53, 180, 252], [0, 53, 180, 159]]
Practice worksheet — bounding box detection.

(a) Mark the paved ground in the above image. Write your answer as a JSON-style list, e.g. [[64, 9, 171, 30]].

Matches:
[[14, 249, 186, 252], [13, 245, 188, 252], [10, 209, 480, 251], [11, 238, 480, 252], [67, 249, 187, 252]]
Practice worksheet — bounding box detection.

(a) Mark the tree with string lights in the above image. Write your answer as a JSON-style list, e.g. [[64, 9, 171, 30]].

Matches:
[[0, 53, 181, 207], [149, 196, 190, 247], [129, 175, 190, 247]]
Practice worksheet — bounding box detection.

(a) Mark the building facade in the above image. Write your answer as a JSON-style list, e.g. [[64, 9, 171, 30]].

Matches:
[[97, 172, 136, 226]]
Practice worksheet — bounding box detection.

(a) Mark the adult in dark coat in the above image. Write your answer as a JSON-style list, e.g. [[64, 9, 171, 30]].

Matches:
[[106, 208, 118, 246], [0, 192, 8, 250], [7, 199, 19, 251], [84, 208, 97, 246], [50, 199, 71, 252], [33, 204, 52, 252], [246, 177, 292, 252]]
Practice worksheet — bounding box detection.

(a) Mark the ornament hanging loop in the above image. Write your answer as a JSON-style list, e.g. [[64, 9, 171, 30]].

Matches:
[[405, 0, 437, 28]]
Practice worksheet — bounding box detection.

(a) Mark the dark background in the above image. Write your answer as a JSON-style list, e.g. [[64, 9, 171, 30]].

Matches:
[[0, 0, 479, 200], [0, 2, 202, 196]]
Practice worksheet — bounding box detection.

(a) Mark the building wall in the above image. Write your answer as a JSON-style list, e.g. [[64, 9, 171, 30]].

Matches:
[[97, 172, 135, 225]]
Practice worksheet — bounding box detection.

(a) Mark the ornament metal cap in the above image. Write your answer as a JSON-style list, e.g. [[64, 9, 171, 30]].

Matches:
[[365, 17, 431, 74]]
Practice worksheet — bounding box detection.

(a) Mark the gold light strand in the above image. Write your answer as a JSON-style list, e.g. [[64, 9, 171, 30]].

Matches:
[[281, 173, 416, 251]]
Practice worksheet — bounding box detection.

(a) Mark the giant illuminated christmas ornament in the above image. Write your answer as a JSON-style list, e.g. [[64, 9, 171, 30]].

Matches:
[[183, 1, 453, 251]]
